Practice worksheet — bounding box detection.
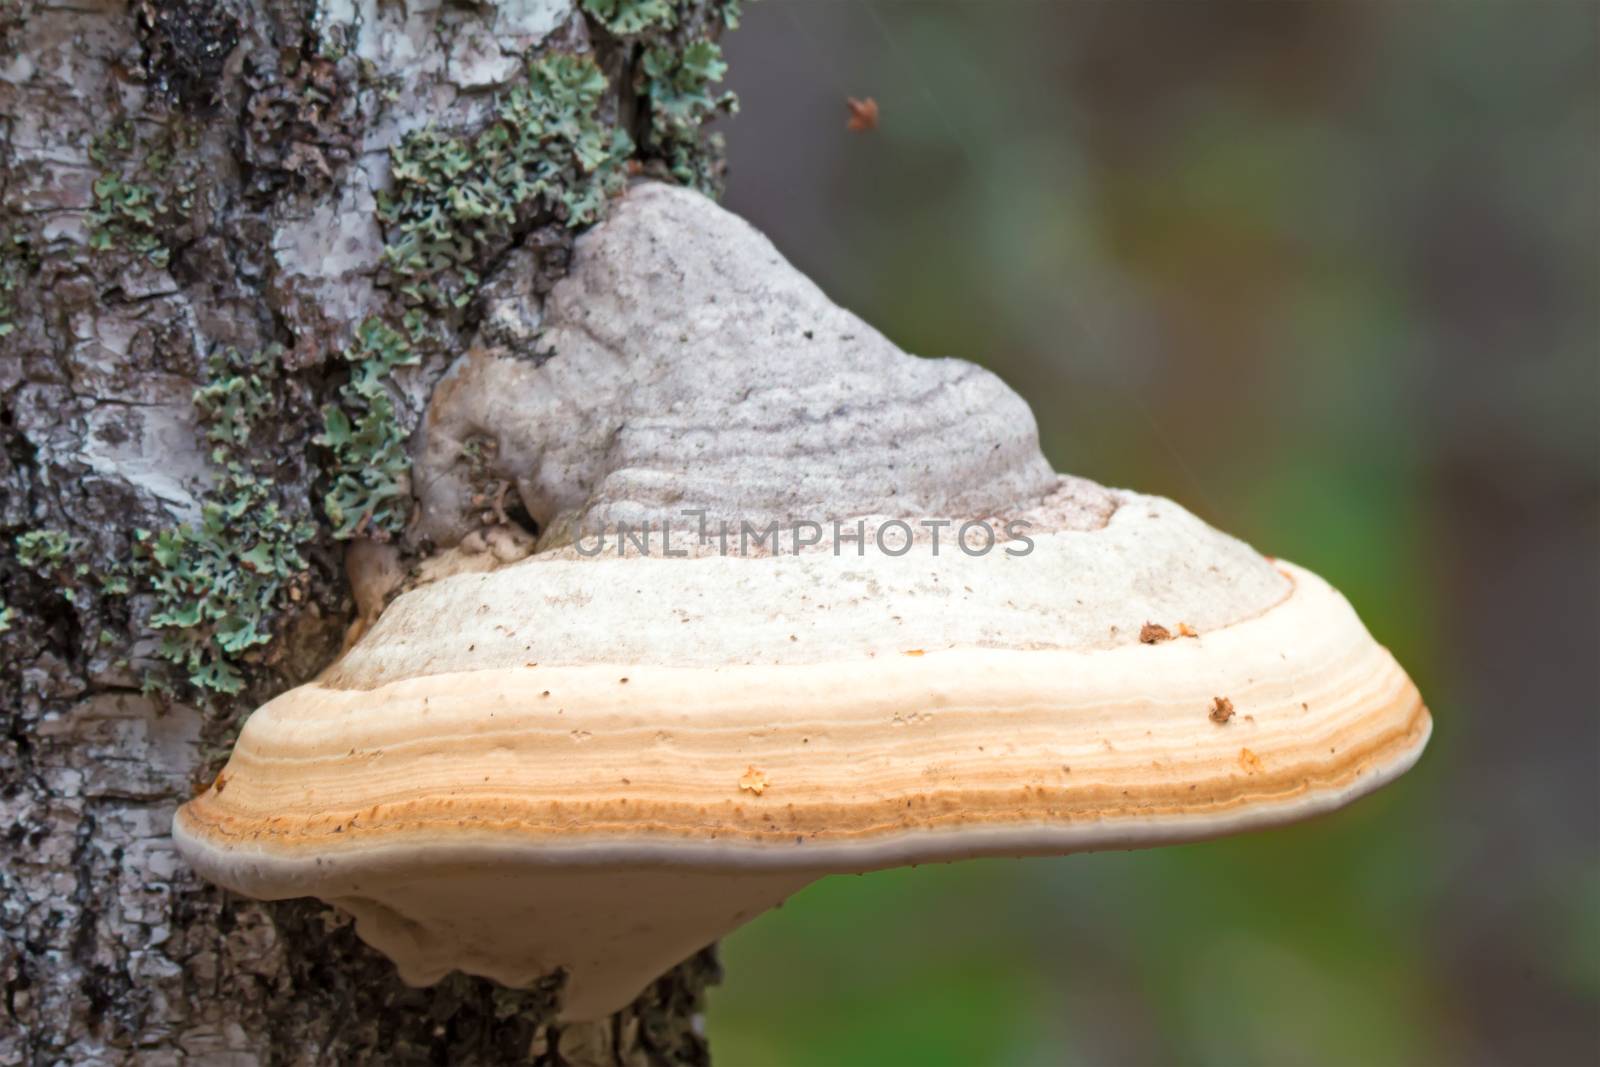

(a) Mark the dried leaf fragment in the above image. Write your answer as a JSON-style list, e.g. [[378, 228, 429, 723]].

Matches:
[[846, 96, 879, 132], [1210, 696, 1235, 724]]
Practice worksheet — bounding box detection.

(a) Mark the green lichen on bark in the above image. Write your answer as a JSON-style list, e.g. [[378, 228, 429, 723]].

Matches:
[[639, 38, 737, 194], [620, 1, 742, 196], [142, 344, 316, 695], [583, 0, 677, 36], [13, 528, 79, 570], [377, 52, 632, 312], [315, 317, 420, 540], [8, 526, 122, 614], [86, 119, 200, 268]]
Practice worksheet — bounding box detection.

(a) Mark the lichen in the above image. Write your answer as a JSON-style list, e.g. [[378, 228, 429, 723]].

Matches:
[[582, 0, 676, 35], [13, 528, 86, 610], [143, 344, 315, 695], [14, 528, 81, 570], [10, 526, 127, 615], [377, 52, 632, 311], [638, 36, 737, 195], [87, 119, 198, 268], [315, 318, 419, 540]]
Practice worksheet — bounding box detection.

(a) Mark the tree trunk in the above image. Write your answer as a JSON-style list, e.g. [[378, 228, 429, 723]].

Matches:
[[1, 1, 738, 1061]]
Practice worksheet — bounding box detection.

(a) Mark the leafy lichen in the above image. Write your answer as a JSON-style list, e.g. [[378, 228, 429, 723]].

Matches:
[[6, 520, 132, 639], [639, 38, 737, 195], [86, 119, 198, 268], [377, 53, 632, 311], [316, 318, 419, 540], [14, 529, 81, 570], [143, 344, 315, 695], [582, 0, 676, 36]]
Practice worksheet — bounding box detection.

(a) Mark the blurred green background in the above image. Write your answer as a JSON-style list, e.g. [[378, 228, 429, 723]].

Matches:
[[707, 3, 1599, 1064]]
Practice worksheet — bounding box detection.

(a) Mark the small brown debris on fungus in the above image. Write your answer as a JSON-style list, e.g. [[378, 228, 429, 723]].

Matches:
[[1140, 622, 1173, 644], [846, 96, 879, 132], [1178, 622, 1199, 638], [1209, 696, 1235, 724], [738, 766, 769, 796]]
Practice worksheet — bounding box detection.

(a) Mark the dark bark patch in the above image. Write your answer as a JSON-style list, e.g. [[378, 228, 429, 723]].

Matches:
[[135, 0, 241, 114], [242, 48, 357, 202]]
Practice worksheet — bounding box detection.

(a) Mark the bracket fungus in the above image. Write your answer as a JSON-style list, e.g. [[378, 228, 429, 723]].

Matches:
[[173, 182, 1430, 1021]]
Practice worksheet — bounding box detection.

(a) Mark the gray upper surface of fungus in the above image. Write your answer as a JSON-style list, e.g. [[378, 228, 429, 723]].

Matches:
[[378, 180, 1296, 678], [412, 181, 1074, 548]]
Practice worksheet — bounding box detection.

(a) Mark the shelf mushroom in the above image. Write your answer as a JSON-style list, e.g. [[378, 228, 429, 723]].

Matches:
[[173, 182, 1430, 1022]]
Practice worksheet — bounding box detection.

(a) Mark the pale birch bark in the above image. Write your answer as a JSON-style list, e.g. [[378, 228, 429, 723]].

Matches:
[[1, 2, 734, 1061]]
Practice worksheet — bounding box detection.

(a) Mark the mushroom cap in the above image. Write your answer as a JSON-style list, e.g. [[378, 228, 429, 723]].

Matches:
[[172, 182, 1429, 1021]]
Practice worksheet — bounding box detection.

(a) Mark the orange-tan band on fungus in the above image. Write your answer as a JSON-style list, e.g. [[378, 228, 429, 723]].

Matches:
[[175, 563, 1429, 870]]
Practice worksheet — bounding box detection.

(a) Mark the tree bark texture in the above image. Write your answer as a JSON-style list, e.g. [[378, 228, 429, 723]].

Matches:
[[1, 1, 738, 1061]]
